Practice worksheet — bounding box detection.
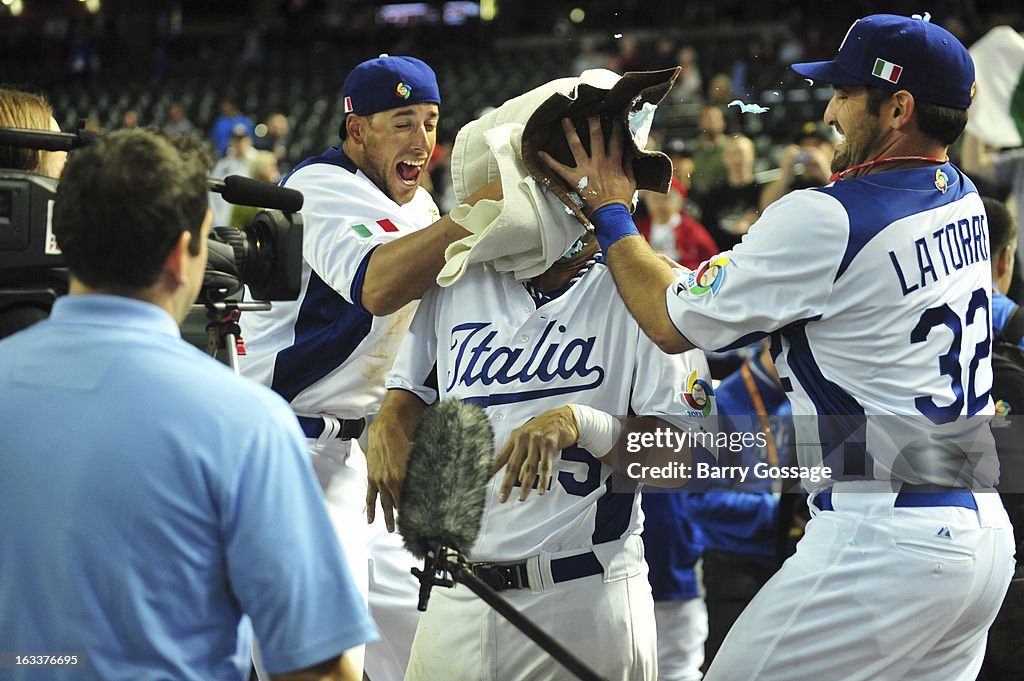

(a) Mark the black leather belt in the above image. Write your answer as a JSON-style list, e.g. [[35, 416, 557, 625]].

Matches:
[[468, 551, 604, 591], [297, 416, 366, 441], [814, 483, 978, 512]]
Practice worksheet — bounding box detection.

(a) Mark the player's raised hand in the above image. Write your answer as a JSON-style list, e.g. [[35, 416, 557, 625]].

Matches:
[[366, 415, 411, 532], [492, 406, 580, 503], [538, 116, 637, 217]]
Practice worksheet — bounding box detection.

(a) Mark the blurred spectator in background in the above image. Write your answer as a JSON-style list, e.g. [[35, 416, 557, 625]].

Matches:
[[962, 130, 1024, 304], [120, 109, 139, 129], [801, 24, 828, 62], [162, 102, 196, 137], [241, 26, 267, 67], [209, 124, 255, 227], [705, 73, 735, 109], [573, 40, 614, 74], [962, 131, 1024, 239], [664, 138, 703, 219], [776, 27, 805, 65], [614, 35, 645, 73], [960, 24, 1024, 301], [759, 121, 835, 211], [694, 134, 760, 250], [252, 148, 281, 184], [688, 103, 728, 194], [728, 44, 756, 103], [650, 37, 679, 71], [211, 99, 255, 157], [986, 197, 1022, 343], [229, 150, 281, 229], [674, 46, 703, 105], [254, 111, 291, 175], [637, 180, 718, 269]]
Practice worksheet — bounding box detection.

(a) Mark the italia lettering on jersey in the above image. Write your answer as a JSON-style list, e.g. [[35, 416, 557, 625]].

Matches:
[[388, 259, 714, 561], [446, 320, 605, 403]]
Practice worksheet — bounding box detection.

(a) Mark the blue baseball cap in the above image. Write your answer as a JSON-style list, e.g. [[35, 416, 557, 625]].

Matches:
[[792, 14, 976, 109], [342, 54, 440, 117]]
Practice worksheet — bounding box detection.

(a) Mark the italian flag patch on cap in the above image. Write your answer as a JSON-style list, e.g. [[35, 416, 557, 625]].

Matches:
[[872, 58, 903, 84]]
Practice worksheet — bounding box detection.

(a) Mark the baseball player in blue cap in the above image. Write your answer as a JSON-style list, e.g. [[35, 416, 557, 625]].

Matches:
[[239, 54, 498, 680], [542, 14, 1016, 681]]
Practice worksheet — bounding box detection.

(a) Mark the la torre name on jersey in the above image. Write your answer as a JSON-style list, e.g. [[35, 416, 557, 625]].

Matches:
[[446, 320, 605, 403], [888, 214, 989, 296]]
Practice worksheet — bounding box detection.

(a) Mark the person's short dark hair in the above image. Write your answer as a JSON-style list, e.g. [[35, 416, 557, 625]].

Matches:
[[865, 86, 968, 147], [984, 196, 1017, 256], [165, 132, 214, 173], [53, 129, 208, 293]]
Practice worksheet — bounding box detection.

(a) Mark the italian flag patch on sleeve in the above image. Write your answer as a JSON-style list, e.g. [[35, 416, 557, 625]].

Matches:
[[872, 58, 903, 84], [351, 218, 400, 238]]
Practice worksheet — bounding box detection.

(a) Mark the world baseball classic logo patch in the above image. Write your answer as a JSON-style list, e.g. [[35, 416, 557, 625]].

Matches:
[[682, 370, 714, 418], [675, 256, 729, 297], [396, 82, 412, 99]]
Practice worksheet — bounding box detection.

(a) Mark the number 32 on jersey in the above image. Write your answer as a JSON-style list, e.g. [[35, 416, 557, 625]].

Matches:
[[912, 286, 990, 424]]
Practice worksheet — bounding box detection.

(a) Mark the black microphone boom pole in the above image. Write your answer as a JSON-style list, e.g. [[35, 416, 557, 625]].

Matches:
[[446, 554, 607, 681], [400, 400, 610, 681], [0, 126, 96, 151]]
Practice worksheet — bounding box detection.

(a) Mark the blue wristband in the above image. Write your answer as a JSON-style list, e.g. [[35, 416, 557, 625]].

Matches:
[[591, 203, 639, 254]]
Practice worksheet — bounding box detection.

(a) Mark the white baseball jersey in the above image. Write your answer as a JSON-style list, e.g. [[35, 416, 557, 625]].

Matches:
[[665, 162, 998, 488], [238, 147, 437, 681], [239, 147, 439, 418], [387, 255, 714, 562]]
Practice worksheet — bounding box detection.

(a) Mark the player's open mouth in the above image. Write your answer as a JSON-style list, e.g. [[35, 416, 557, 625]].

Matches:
[[397, 160, 425, 186]]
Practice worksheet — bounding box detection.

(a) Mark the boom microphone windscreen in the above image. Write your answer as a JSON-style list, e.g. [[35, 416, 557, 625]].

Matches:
[[399, 400, 494, 560], [209, 175, 304, 212]]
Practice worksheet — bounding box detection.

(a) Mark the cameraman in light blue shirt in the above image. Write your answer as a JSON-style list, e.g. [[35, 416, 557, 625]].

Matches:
[[0, 129, 375, 681]]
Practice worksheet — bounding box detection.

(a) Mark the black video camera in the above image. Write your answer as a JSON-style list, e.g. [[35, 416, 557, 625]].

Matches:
[[0, 127, 304, 339], [202, 175, 305, 303]]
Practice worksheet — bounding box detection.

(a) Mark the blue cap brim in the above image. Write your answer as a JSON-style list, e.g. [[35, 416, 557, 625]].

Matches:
[[791, 59, 864, 86]]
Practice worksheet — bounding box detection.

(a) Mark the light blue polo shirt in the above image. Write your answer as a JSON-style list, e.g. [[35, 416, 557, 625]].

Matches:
[[0, 295, 376, 681]]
